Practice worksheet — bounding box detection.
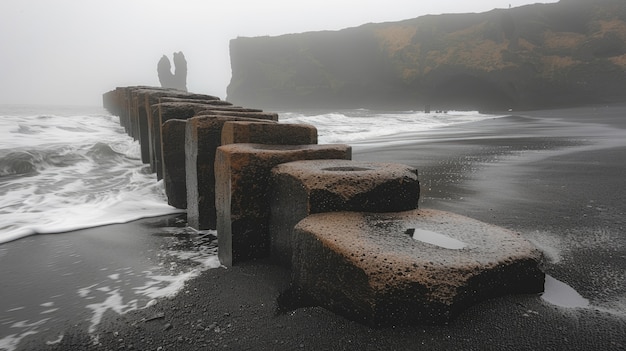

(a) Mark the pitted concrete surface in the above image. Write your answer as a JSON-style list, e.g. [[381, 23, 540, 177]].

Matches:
[[272, 160, 418, 208], [270, 159, 420, 265], [221, 121, 317, 145], [215, 143, 352, 266], [292, 209, 545, 326], [185, 116, 276, 230]]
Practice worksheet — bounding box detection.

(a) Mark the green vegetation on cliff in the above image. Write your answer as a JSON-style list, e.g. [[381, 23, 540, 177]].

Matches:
[[227, 0, 626, 110]]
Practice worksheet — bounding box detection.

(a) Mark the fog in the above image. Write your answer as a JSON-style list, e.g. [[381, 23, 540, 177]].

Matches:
[[0, 0, 557, 106]]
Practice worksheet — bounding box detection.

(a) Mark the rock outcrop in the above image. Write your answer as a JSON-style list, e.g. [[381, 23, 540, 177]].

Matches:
[[227, 0, 626, 111], [157, 52, 188, 91]]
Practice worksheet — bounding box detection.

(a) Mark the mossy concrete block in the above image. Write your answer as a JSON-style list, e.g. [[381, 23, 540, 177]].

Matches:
[[270, 160, 420, 265], [291, 209, 545, 326], [185, 117, 277, 230], [161, 119, 188, 209], [221, 121, 318, 145], [215, 144, 352, 267]]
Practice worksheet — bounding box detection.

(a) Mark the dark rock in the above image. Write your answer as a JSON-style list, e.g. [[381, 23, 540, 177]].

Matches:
[[227, 0, 626, 110], [157, 52, 188, 92]]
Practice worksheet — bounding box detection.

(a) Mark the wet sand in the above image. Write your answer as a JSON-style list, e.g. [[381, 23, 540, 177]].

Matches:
[[13, 105, 626, 350]]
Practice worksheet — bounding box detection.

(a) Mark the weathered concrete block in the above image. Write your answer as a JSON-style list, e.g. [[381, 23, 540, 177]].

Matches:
[[162, 119, 188, 209], [270, 160, 420, 265], [197, 110, 279, 121], [102, 89, 119, 116], [145, 94, 221, 170], [185, 117, 276, 230], [193, 106, 263, 114], [215, 143, 352, 267], [290, 209, 545, 326], [221, 121, 318, 145], [159, 97, 232, 106], [152, 102, 238, 180], [124, 87, 178, 142]]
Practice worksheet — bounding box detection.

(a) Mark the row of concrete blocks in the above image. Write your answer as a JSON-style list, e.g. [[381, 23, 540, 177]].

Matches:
[[103, 86, 545, 326]]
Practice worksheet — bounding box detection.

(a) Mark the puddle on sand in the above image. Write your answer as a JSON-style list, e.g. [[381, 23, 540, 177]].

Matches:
[[541, 275, 589, 308], [409, 228, 468, 250]]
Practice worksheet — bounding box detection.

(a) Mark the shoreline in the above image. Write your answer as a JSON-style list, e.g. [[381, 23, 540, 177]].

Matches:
[[7, 105, 626, 350]]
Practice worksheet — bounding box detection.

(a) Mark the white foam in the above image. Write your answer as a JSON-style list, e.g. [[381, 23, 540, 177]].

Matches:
[[279, 110, 503, 144], [541, 275, 590, 308], [70, 235, 221, 337], [0, 318, 49, 351], [85, 289, 135, 333], [0, 110, 184, 244], [45, 334, 64, 346], [411, 228, 469, 250]]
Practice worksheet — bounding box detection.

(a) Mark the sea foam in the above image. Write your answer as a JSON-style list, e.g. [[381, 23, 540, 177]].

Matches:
[[0, 106, 182, 244]]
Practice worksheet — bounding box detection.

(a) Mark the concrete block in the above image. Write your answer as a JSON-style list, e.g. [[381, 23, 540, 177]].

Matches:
[[185, 117, 276, 230], [161, 119, 188, 209], [215, 143, 352, 267], [152, 102, 235, 180], [159, 97, 232, 105], [290, 209, 545, 326], [197, 110, 279, 121], [221, 121, 318, 145], [270, 160, 419, 265], [143, 93, 221, 169]]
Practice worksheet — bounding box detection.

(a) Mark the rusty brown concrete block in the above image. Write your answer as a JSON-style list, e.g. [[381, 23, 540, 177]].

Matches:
[[221, 121, 318, 146], [185, 117, 277, 230], [215, 143, 352, 267], [269, 160, 420, 265], [290, 209, 545, 326]]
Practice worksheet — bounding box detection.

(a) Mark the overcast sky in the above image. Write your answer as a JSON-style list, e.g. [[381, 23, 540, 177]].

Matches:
[[0, 0, 558, 106]]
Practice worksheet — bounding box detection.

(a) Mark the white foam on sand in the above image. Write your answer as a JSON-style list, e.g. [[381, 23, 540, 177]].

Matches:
[[411, 228, 469, 250], [0, 318, 50, 351], [78, 230, 221, 336], [1, 229, 221, 351]]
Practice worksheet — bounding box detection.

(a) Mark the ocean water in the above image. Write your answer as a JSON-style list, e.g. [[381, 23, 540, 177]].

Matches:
[[279, 108, 498, 145], [0, 105, 499, 245], [0, 105, 182, 244]]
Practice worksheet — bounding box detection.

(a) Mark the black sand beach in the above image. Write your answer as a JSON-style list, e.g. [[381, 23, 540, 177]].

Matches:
[[11, 105, 626, 350]]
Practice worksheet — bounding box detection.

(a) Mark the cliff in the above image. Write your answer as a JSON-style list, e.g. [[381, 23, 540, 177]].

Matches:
[[227, 0, 626, 111]]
